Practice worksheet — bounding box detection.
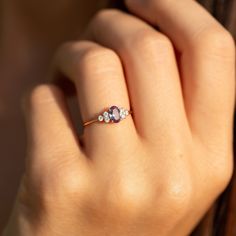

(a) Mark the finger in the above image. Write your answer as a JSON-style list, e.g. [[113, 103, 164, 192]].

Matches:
[[23, 84, 87, 174], [126, 0, 235, 142], [53, 41, 138, 157], [83, 10, 188, 140]]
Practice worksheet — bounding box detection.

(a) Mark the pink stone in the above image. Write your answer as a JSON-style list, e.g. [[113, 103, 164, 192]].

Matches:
[[109, 106, 121, 123]]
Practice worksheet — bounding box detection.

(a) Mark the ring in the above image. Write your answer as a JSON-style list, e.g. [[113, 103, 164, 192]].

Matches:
[[83, 105, 132, 127]]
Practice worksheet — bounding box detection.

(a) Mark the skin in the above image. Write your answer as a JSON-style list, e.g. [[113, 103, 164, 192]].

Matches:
[[2, 0, 236, 235]]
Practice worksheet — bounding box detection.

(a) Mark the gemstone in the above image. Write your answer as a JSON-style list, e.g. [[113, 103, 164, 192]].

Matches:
[[109, 106, 121, 123], [120, 108, 125, 113], [104, 117, 110, 123], [125, 110, 129, 116], [119, 108, 125, 119], [98, 115, 104, 122], [103, 111, 109, 118]]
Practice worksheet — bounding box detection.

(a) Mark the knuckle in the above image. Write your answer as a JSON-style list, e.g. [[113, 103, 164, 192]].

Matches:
[[78, 47, 122, 79], [81, 47, 120, 69], [107, 179, 152, 216], [130, 29, 174, 57], [57, 41, 122, 78], [194, 26, 235, 57], [28, 84, 61, 108], [53, 161, 92, 198], [163, 176, 193, 214]]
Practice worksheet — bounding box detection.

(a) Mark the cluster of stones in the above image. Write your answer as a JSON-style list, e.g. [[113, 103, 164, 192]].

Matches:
[[97, 106, 130, 124]]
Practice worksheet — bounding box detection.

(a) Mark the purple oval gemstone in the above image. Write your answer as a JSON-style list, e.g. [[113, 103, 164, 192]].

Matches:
[[109, 106, 121, 123]]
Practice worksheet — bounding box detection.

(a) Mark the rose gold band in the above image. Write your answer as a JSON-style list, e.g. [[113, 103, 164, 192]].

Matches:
[[83, 119, 100, 127]]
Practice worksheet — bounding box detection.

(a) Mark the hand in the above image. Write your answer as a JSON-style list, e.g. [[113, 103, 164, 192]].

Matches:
[[4, 0, 235, 235]]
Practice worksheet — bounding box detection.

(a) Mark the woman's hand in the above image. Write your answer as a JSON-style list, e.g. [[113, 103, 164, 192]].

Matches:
[[4, 0, 235, 235]]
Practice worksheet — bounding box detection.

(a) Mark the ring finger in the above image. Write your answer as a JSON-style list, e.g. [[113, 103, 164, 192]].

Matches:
[[53, 41, 137, 157], [83, 10, 189, 141]]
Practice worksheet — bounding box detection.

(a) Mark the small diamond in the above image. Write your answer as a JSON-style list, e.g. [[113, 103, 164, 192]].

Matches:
[[104, 117, 110, 123], [119, 108, 125, 119], [98, 115, 104, 122], [125, 110, 129, 116], [103, 111, 109, 118], [120, 108, 125, 113], [120, 112, 126, 119]]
